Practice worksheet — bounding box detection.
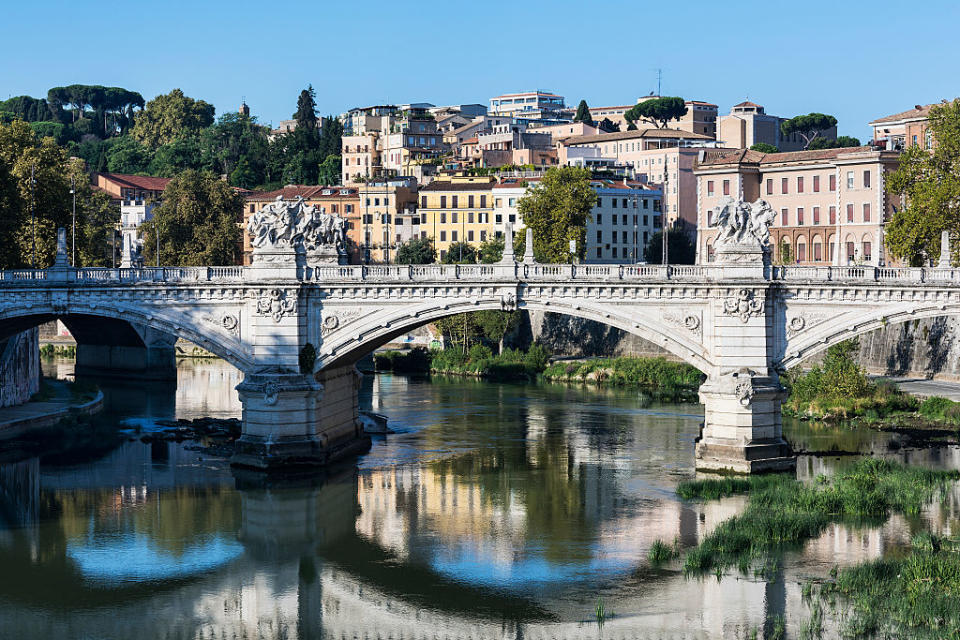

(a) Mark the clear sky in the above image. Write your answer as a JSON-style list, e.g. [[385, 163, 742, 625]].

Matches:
[[2, 0, 957, 142]]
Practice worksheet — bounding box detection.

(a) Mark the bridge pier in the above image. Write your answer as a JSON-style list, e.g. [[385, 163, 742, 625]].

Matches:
[[74, 323, 177, 381], [231, 367, 370, 471]]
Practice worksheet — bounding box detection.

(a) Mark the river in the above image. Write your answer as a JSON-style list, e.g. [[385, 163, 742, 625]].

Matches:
[[0, 357, 958, 638]]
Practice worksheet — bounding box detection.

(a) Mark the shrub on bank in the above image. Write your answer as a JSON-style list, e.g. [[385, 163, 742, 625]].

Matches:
[[541, 356, 703, 391]]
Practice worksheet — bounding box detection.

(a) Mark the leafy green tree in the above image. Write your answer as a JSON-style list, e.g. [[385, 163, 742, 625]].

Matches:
[[574, 100, 594, 125], [473, 310, 521, 353], [148, 136, 204, 176], [807, 135, 862, 150], [517, 166, 596, 262], [0, 96, 53, 122], [132, 89, 215, 147], [200, 111, 270, 187], [776, 238, 794, 265], [780, 113, 838, 150], [625, 97, 688, 129], [395, 236, 436, 264], [643, 230, 696, 264], [0, 120, 115, 268], [140, 170, 242, 266], [750, 142, 779, 153], [478, 235, 505, 263], [885, 99, 960, 266], [598, 117, 620, 133], [106, 135, 154, 174], [318, 115, 344, 162], [294, 86, 319, 135], [442, 241, 477, 264], [317, 154, 341, 186], [29, 121, 70, 145]]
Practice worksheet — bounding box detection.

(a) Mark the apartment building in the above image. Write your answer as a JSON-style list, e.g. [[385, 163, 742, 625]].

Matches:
[[869, 102, 943, 151], [695, 147, 902, 266], [417, 177, 496, 260], [489, 91, 567, 119], [558, 128, 719, 231], [717, 101, 837, 152], [342, 133, 379, 184], [588, 99, 718, 137], [587, 181, 663, 263], [358, 178, 419, 263], [94, 173, 172, 267], [243, 185, 361, 264]]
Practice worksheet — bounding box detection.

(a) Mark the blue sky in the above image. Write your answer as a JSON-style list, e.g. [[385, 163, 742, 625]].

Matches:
[[2, 0, 957, 141]]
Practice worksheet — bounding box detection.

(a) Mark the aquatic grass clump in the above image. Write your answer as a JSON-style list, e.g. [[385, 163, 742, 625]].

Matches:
[[679, 459, 960, 575], [649, 537, 681, 564], [821, 540, 960, 638]]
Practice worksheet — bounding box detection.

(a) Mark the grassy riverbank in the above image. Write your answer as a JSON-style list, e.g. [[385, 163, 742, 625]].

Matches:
[[541, 357, 703, 393], [674, 459, 959, 576]]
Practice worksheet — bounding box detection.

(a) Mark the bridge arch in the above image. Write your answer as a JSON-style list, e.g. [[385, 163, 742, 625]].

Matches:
[[317, 297, 714, 375], [780, 302, 960, 371], [0, 303, 253, 372]]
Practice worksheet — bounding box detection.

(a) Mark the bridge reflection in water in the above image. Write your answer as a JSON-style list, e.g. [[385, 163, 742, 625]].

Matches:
[[1, 367, 960, 638]]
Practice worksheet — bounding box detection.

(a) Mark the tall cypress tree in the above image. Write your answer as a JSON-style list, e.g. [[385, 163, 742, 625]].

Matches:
[[574, 99, 594, 125], [294, 85, 318, 135]]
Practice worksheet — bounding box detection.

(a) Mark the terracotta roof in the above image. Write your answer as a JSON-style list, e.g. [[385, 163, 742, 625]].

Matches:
[[245, 185, 358, 201], [98, 173, 171, 191], [420, 181, 495, 192], [868, 102, 945, 125], [561, 128, 713, 146], [732, 101, 763, 109], [686, 100, 718, 107], [697, 146, 878, 167]]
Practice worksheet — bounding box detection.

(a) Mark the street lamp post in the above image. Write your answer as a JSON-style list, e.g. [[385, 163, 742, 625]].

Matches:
[[30, 164, 36, 268], [70, 175, 76, 267]]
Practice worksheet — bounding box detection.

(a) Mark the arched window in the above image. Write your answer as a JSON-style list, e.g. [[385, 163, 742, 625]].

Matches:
[[861, 233, 874, 263], [796, 237, 807, 262], [812, 234, 823, 262]]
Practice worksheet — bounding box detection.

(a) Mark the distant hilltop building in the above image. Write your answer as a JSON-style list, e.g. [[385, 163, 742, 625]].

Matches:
[[589, 98, 718, 138], [93, 173, 172, 267], [868, 101, 953, 151], [717, 101, 837, 152], [488, 90, 571, 123]]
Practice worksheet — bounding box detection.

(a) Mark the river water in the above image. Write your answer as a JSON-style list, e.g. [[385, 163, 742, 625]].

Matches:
[[0, 358, 959, 639]]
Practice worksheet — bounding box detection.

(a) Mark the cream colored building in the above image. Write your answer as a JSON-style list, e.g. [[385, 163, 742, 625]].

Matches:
[[695, 147, 902, 266], [358, 178, 418, 263], [418, 176, 496, 260], [868, 101, 951, 151], [589, 99, 717, 137], [717, 101, 837, 152]]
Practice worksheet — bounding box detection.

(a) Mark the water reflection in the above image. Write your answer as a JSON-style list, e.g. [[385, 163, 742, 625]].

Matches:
[[0, 364, 959, 637]]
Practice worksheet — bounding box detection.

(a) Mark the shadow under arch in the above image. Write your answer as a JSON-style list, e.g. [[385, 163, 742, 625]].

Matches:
[[0, 306, 252, 373], [781, 304, 960, 371], [317, 298, 713, 375]]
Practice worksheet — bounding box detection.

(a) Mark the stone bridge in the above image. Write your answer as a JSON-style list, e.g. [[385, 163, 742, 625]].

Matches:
[[2, 204, 958, 473]]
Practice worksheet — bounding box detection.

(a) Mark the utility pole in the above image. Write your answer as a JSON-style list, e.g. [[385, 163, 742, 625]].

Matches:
[[661, 162, 669, 266], [70, 175, 76, 267], [657, 68, 662, 98]]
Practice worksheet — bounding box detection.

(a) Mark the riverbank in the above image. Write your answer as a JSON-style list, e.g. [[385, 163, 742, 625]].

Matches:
[[0, 378, 103, 440]]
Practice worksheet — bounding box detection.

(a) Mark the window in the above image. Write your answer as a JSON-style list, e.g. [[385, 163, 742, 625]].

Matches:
[[613, 198, 618, 209], [643, 215, 648, 226], [451, 231, 458, 241], [797, 177, 804, 193], [814, 242, 822, 261], [420, 214, 427, 224], [596, 247, 602, 259], [781, 177, 788, 194], [612, 215, 617, 226], [596, 197, 602, 207], [766, 178, 773, 195], [813, 175, 820, 192], [622, 231, 628, 243], [829, 206, 836, 225], [452, 212, 459, 223], [421, 196, 427, 207], [622, 198, 628, 208], [480, 230, 487, 241], [813, 206, 820, 225], [846, 203, 854, 222], [797, 242, 806, 262], [612, 247, 618, 258], [596, 230, 602, 243], [248, 204, 255, 213], [495, 214, 502, 223], [829, 174, 836, 191], [722, 179, 730, 196], [863, 170, 871, 188], [467, 230, 474, 242], [508, 197, 516, 206], [495, 198, 502, 207], [847, 171, 854, 189], [508, 214, 516, 223], [846, 242, 855, 261], [345, 205, 353, 213], [451, 196, 458, 208], [440, 231, 447, 241], [374, 198, 380, 206], [781, 208, 788, 226], [863, 242, 872, 261], [863, 203, 871, 222], [468, 212, 474, 223], [440, 213, 446, 223], [480, 195, 486, 208], [596, 214, 602, 224], [468, 195, 474, 208], [622, 214, 627, 225], [797, 207, 804, 225], [440, 196, 446, 208]]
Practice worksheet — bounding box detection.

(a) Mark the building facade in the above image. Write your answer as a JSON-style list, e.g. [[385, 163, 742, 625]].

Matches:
[[586, 181, 663, 263], [717, 101, 837, 152], [417, 177, 496, 260], [695, 147, 902, 266], [94, 173, 172, 268], [869, 102, 942, 151], [358, 178, 419, 263], [488, 91, 567, 120]]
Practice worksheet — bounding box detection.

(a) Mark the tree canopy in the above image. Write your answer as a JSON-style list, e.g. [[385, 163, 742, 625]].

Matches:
[[750, 142, 779, 153], [139, 170, 242, 266], [517, 166, 596, 262], [780, 113, 838, 150], [132, 89, 215, 147], [884, 99, 960, 266], [624, 97, 688, 129], [395, 236, 436, 264], [442, 241, 477, 264], [574, 100, 594, 126], [807, 135, 862, 150]]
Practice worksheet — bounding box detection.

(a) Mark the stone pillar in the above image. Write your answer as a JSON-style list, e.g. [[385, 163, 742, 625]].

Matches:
[[695, 199, 795, 473], [938, 230, 951, 268], [522, 227, 536, 264]]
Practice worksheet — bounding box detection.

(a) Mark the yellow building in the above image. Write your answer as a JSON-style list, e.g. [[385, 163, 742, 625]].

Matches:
[[418, 176, 497, 261]]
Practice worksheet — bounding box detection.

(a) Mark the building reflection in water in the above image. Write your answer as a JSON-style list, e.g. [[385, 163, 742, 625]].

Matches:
[[0, 367, 959, 637]]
